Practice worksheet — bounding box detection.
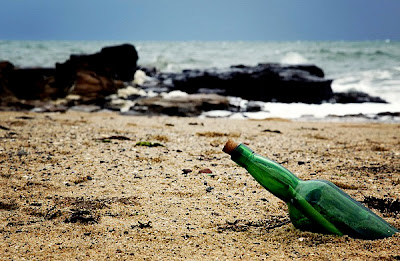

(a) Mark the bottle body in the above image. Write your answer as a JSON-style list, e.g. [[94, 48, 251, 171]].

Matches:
[[289, 180, 397, 239], [227, 143, 398, 239]]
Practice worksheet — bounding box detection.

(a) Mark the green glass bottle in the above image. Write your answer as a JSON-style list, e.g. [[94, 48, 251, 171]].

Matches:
[[223, 140, 398, 239]]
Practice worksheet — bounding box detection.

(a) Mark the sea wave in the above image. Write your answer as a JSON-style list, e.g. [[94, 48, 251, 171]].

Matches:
[[280, 52, 309, 64], [332, 67, 400, 104], [201, 102, 400, 122], [318, 48, 394, 58]]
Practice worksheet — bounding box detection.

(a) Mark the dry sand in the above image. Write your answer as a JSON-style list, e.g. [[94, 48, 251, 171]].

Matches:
[[0, 111, 399, 260]]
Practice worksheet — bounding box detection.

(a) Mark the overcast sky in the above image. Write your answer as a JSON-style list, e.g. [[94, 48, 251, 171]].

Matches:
[[0, 0, 399, 41]]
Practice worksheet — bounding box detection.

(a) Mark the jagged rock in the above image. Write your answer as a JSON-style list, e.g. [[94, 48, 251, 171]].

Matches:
[[0, 61, 15, 96], [154, 63, 333, 104], [245, 101, 265, 112], [54, 44, 138, 102], [55, 44, 138, 92], [7, 68, 57, 100], [332, 91, 387, 103], [69, 71, 125, 103], [377, 112, 400, 117], [1, 61, 59, 101], [131, 93, 229, 116], [0, 44, 138, 104], [137, 66, 158, 77]]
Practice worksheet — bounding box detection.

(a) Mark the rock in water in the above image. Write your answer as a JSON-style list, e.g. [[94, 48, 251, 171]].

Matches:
[[332, 91, 387, 103], [162, 63, 333, 104]]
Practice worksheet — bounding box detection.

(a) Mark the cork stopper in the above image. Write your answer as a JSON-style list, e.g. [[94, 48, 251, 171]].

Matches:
[[222, 139, 239, 155]]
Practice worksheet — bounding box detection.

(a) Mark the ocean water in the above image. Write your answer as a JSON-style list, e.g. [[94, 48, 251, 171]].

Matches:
[[1, 40, 399, 120]]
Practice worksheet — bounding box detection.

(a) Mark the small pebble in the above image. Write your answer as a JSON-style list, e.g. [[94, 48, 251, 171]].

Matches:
[[182, 169, 192, 174], [199, 168, 212, 174], [17, 150, 28, 157]]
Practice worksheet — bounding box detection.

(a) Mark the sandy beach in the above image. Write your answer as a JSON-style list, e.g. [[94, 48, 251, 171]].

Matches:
[[0, 111, 399, 260]]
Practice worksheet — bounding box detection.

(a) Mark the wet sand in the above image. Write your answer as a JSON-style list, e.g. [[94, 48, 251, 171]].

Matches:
[[0, 111, 399, 260]]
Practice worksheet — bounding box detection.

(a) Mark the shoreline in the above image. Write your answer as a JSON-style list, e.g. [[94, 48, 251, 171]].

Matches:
[[2, 42, 399, 123], [1, 110, 399, 259], [3, 106, 400, 124]]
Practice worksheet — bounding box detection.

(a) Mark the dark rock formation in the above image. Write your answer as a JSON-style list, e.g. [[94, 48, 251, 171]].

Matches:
[[332, 91, 387, 103], [8, 68, 57, 100], [0, 61, 15, 97], [55, 44, 138, 93], [0, 62, 61, 110], [140, 64, 388, 105], [245, 101, 265, 112], [377, 112, 400, 117], [0, 44, 138, 105], [155, 63, 333, 104], [70, 71, 125, 103], [131, 94, 229, 117]]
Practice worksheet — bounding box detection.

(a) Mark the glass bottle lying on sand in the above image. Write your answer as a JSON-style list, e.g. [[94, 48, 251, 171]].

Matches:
[[222, 140, 398, 239]]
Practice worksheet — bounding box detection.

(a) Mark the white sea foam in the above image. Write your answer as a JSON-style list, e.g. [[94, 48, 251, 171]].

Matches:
[[280, 52, 308, 65], [202, 102, 400, 121], [161, 90, 189, 98], [200, 110, 233, 118], [332, 68, 400, 104], [262, 102, 400, 119]]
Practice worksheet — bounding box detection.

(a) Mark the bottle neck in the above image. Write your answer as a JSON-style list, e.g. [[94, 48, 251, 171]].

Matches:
[[231, 144, 300, 202]]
